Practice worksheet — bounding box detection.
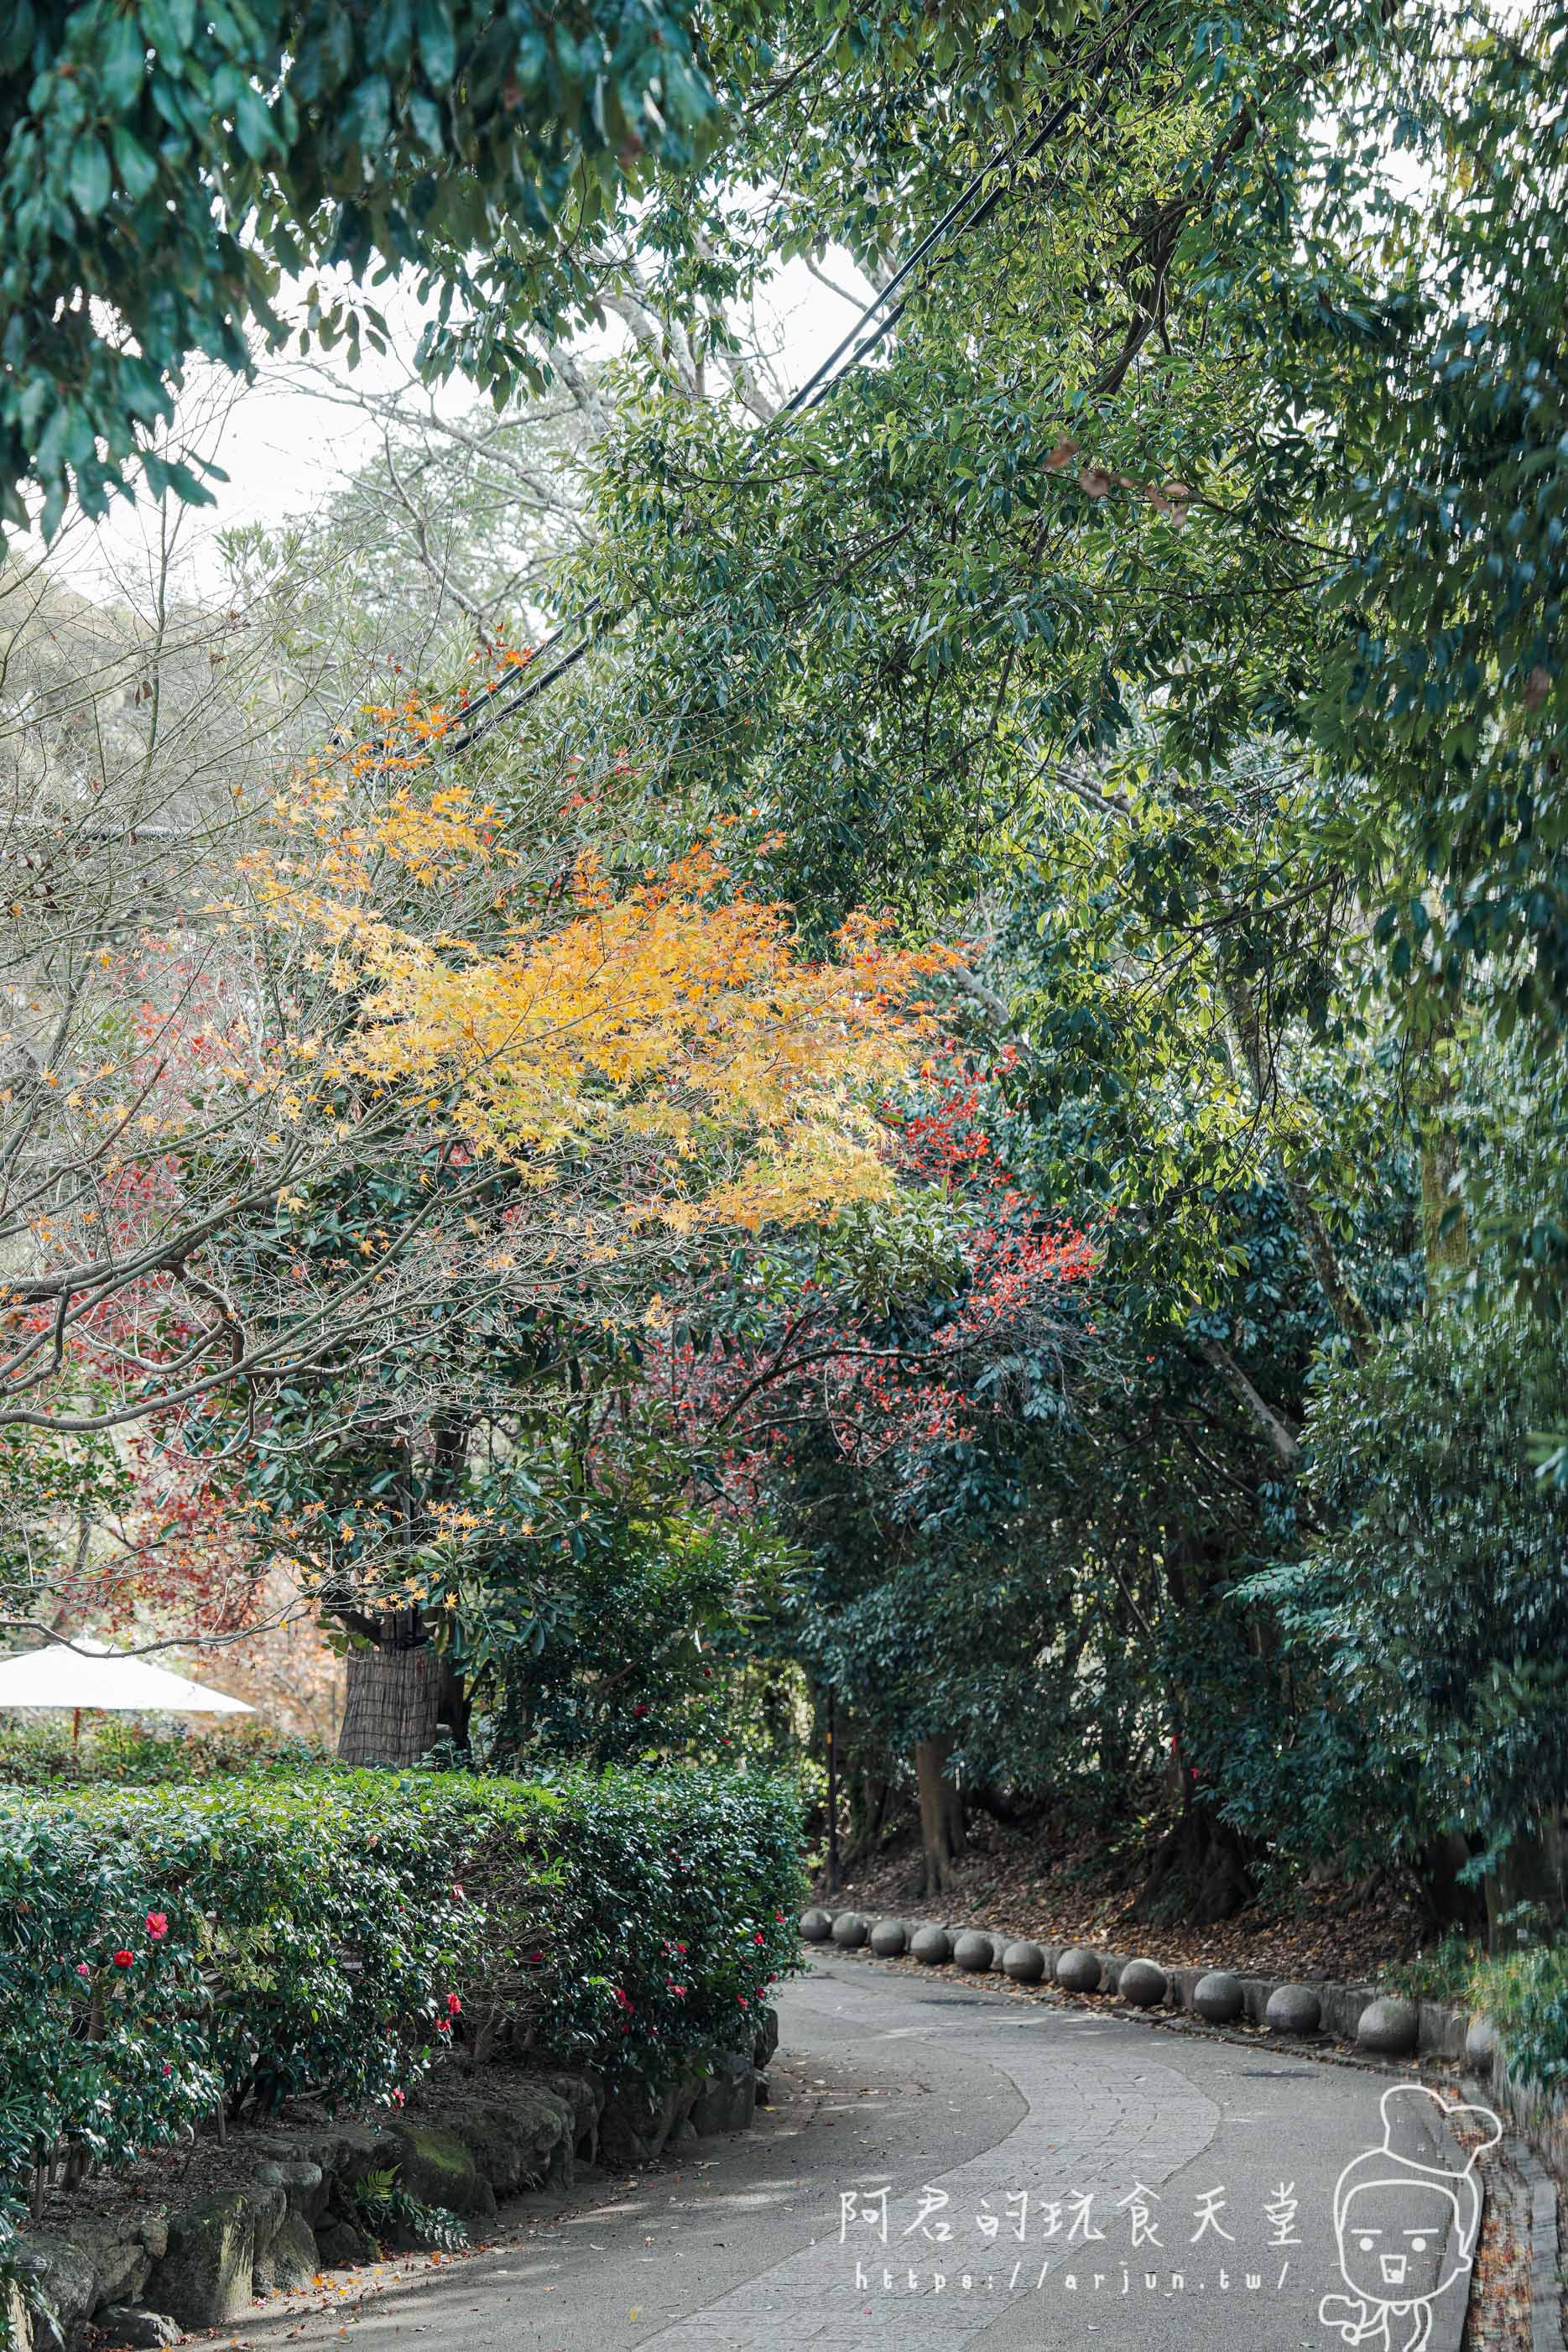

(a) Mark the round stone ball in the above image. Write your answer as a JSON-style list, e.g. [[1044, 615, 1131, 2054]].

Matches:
[[1466, 2016, 1499, 2070], [1265, 1982, 1322, 2035], [952, 1930, 996, 1972], [869, 1917, 908, 1958], [1193, 1969, 1245, 2024], [1357, 1996, 1419, 2057], [1119, 1958, 1169, 2009], [1055, 1947, 1103, 1995], [910, 1924, 951, 1965], [799, 1907, 832, 1943], [831, 1911, 868, 1948], [1003, 1940, 1047, 1984]]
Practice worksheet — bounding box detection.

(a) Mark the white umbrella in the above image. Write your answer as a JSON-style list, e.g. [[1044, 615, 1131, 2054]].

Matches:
[[0, 1637, 255, 1743]]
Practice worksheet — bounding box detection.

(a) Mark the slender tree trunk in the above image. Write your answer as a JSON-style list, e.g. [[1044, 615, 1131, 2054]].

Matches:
[[914, 1739, 965, 1896], [338, 1624, 441, 1765], [1197, 1337, 1301, 1466], [435, 1651, 471, 1752], [825, 1688, 841, 1891], [1217, 967, 1375, 1364]]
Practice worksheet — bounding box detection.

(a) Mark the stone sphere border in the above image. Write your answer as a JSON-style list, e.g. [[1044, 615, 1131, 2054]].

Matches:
[[797, 1906, 1472, 2069]]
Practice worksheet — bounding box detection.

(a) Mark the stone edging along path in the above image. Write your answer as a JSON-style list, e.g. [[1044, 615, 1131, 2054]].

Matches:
[[804, 1900, 1560, 2352], [800, 1904, 1567, 2352], [800, 1902, 1482, 2060]]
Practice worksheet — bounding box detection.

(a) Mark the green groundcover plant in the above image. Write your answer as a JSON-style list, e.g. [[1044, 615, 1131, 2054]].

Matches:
[[0, 1761, 803, 2212]]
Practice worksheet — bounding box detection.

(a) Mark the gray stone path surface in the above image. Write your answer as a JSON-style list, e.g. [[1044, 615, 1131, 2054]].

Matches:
[[238, 1953, 1476, 2352]]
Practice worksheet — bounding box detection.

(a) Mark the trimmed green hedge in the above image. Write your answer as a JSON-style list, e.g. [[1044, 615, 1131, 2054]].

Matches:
[[0, 1763, 803, 2209]]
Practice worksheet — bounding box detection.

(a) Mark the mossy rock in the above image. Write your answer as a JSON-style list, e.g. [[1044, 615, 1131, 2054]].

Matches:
[[14, 2233, 102, 2342], [253, 2213, 322, 2295], [691, 2052, 755, 2137], [529, 2069, 602, 2160], [143, 2191, 257, 2329], [445, 2086, 573, 2197], [387, 2124, 479, 2215], [315, 2217, 379, 2269], [600, 2074, 666, 2168]]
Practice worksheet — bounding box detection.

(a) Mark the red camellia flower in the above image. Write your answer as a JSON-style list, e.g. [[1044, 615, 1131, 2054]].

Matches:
[[445, 1992, 461, 2016], [737, 1995, 749, 2009], [145, 1911, 169, 1941], [113, 1950, 134, 1969], [753, 1932, 765, 1945], [435, 2016, 451, 2035]]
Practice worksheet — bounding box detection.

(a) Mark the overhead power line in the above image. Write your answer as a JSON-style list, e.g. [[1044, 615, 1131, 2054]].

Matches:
[[435, 95, 1076, 762]]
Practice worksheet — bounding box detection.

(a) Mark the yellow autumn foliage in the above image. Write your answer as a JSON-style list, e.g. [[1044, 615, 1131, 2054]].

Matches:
[[252, 778, 954, 1231]]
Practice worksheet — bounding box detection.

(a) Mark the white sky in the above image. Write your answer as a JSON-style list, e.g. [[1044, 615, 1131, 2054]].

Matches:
[[43, 253, 870, 608]]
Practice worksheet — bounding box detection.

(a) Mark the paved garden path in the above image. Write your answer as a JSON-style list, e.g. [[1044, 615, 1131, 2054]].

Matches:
[[242, 1952, 1473, 2352]]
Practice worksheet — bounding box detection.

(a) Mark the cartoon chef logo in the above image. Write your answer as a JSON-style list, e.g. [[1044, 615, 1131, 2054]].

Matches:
[[1320, 2083, 1502, 2352]]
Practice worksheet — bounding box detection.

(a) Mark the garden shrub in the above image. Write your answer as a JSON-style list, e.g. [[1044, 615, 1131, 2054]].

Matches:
[[1457, 1939, 1568, 2092], [0, 1761, 803, 2212], [1388, 1927, 1568, 2091], [0, 1717, 314, 1787]]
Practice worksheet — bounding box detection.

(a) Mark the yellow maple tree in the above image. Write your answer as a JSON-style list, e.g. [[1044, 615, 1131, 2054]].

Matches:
[[249, 764, 954, 1232]]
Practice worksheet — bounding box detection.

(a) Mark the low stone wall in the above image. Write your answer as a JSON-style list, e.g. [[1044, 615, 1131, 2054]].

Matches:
[[7, 2014, 778, 2352]]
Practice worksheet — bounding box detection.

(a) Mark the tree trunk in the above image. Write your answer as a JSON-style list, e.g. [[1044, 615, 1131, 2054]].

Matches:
[[844, 1776, 892, 1872], [435, 1651, 471, 1752], [825, 1689, 841, 1891], [1217, 966, 1375, 1364], [914, 1739, 965, 1896], [1426, 1833, 1483, 1932], [338, 1633, 441, 1765], [1132, 1800, 1253, 1925], [1483, 1809, 1565, 1952]]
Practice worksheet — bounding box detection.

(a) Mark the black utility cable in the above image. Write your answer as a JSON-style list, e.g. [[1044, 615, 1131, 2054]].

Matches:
[[435, 101, 1070, 760]]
